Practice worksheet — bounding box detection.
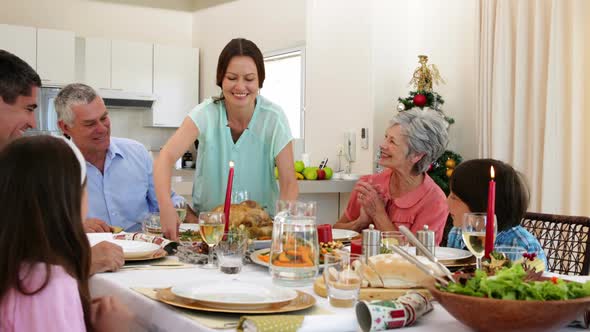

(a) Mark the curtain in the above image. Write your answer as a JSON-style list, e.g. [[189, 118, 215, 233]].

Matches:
[[477, 0, 590, 215]]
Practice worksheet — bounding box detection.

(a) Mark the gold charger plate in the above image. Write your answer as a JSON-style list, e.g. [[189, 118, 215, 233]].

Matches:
[[125, 249, 167, 262], [156, 288, 316, 314]]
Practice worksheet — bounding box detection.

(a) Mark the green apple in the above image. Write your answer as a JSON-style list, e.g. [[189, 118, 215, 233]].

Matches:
[[274, 166, 279, 179], [294, 160, 305, 173], [324, 167, 333, 180], [303, 167, 318, 180]]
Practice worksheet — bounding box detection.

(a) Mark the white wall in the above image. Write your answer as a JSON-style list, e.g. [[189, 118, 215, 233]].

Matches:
[[305, 0, 375, 173], [0, 0, 193, 148], [372, 0, 478, 163], [192, 0, 306, 102], [305, 0, 478, 175]]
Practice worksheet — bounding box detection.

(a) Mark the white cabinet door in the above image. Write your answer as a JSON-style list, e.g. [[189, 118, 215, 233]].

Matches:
[[76, 37, 111, 89], [0, 24, 36, 70], [37, 28, 75, 86], [151, 44, 199, 127], [111, 40, 152, 94]]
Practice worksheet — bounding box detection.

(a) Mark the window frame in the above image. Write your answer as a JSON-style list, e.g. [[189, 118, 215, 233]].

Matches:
[[263, 46, 306, 140]]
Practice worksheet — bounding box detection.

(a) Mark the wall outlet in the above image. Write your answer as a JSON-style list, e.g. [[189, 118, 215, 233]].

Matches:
[[336, 144, 344, 156]]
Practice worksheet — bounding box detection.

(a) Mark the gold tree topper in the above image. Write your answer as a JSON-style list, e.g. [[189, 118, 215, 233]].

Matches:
[[409, 55, 445, 92]]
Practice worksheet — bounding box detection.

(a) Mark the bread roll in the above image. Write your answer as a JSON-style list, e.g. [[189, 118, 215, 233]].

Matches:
[[368, 253, 442, 289]]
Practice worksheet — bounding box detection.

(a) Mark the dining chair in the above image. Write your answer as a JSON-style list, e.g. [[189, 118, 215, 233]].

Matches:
[[521, 212, 590, 276]]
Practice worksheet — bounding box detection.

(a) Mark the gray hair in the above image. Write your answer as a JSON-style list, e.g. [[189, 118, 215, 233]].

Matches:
[[54, 83, 98, 126], [390, 108, 449, 174]]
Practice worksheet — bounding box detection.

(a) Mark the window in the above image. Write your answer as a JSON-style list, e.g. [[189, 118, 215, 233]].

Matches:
[[262, 47, 305, 139]]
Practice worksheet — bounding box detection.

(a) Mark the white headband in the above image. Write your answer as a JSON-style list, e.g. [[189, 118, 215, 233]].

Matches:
[[57, 136, 87, 185]]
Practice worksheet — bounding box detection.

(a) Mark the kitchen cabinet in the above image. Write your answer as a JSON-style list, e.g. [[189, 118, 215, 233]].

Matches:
[[148, 44, 199, 127], [0, 24, 36, 70], [37, 28, 75, 86], [75, 37, 111, 89], [111, 40, 152, 94]]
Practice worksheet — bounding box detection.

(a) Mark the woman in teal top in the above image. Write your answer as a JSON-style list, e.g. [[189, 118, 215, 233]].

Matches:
[[154, 38, 298, 240]]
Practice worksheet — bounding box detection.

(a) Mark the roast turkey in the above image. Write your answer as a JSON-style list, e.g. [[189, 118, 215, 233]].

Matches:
[[211, 200, 273, 239]]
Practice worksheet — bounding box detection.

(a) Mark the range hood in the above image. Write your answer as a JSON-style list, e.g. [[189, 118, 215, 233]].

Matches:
[[99, 89, 156, 109]]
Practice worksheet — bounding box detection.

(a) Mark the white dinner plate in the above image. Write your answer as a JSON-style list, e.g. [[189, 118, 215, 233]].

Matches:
[[171, 280, 298, 310], [405, 246, 473, 262], [332, 229, 359, 241], [179, 223, 199, 232], [111, 240, 161, 259]]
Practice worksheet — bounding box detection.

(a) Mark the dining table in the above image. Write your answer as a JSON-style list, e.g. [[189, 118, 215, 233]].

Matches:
[[89, 257, 590, 332]]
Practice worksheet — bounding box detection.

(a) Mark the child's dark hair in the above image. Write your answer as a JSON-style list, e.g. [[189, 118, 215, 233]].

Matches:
[[450, 158, 529, 231], [0, 136, 92, 330]]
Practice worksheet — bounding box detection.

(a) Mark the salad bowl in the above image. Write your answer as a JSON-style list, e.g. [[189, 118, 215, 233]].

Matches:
[[426, 270, 590, 332]]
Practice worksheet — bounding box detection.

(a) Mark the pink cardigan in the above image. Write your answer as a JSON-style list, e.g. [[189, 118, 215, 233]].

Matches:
[[0, 263, 86, 332], [345, 170, 449, 245]]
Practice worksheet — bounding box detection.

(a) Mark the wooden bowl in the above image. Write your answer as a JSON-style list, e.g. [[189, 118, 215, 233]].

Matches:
[[428, 285, 590, 332]]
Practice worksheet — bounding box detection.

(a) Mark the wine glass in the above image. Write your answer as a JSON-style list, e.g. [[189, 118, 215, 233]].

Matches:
[[175, 198, 188, 223], [381, 231, 409, 253], [231, 189, 250, 204], [198, 211, 225, 269], [461, 212, 497, 270]]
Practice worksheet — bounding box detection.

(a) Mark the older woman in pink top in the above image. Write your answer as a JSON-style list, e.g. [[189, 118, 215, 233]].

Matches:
[[334, 108, 449, 244]]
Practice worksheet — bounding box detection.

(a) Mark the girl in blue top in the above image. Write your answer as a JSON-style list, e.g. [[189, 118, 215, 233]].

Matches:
[[155, 38, 298, 240], [446, 159, 548, 268]]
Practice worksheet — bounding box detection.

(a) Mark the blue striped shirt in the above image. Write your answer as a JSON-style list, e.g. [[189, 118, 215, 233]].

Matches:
[[447, 225, 548, 268]]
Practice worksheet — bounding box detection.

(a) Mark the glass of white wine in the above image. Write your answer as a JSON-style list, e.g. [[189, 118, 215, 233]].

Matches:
[[461, 212, 497, 270], [198, 211, 225, 269]]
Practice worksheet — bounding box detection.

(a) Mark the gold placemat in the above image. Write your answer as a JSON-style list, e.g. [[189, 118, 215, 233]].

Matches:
[[121, 257, 194, 271], [132, 287, 332, 329]]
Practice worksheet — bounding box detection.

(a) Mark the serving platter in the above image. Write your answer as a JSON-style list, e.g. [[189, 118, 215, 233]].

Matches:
[[156, 288, 315, 314], [313, 277, 431, 301]]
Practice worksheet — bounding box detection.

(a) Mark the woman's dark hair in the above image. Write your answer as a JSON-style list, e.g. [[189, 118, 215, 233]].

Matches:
[[214, 38, 265, 103], [0, 136, 92, 330], [449, 158, 529, 231]]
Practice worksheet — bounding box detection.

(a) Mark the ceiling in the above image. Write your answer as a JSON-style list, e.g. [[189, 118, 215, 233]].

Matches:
[[94, 0, 236, 12]]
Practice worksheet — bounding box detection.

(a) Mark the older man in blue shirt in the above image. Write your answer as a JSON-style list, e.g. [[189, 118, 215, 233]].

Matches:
[[55, 83, 185, 232]]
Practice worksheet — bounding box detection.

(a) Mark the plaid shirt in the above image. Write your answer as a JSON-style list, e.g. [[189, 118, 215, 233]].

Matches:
[[446, 225, 548, 268]]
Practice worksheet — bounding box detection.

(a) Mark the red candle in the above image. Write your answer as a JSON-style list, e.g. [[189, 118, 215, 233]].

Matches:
[[484, 166, 496, 258], [317, 224, 333, 243], [351, 238, 363, 255], [223, 161, 235, 234]]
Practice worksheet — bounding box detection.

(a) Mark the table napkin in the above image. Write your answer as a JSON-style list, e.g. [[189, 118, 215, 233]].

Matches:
[[121, 257, 193, 271], [238, 315, 359, 332], [238, 315, 304, 332]]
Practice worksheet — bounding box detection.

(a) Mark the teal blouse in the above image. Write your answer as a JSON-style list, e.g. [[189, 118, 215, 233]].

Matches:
[[188, 95, 292, 214]]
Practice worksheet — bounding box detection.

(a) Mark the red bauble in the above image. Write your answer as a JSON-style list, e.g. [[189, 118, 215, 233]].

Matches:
[[413, 94, 427, 107]]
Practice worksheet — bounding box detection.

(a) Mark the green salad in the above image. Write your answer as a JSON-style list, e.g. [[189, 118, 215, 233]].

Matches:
[[441, 264, 590, 301]]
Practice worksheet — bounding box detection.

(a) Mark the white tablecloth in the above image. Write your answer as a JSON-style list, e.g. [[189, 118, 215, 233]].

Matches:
[[89, 262, 589, 332]]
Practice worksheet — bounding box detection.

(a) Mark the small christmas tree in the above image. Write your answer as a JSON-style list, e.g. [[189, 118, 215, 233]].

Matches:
[[397, 55, 462, 245], [397, 55, 462, 196]]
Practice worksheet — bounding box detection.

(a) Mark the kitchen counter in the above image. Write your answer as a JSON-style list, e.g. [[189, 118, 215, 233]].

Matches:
[[170, 169, 357, 196], [170, 169, 359, 223]]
